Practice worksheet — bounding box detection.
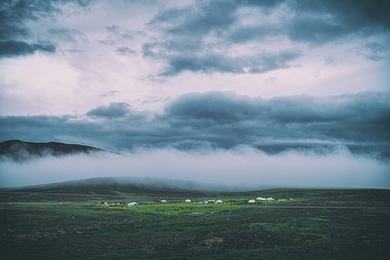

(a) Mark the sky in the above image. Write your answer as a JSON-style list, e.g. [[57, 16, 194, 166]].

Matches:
[[0, 0, 389, 188]]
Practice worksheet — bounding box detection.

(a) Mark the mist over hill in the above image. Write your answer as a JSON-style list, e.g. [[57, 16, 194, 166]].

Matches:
[[0, 140, 104, 161], [1, 148, 389, 190]]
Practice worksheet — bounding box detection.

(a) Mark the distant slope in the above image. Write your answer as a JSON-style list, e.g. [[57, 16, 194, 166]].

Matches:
[[0, 140, 104, 161], [6, 177, 263, 195]]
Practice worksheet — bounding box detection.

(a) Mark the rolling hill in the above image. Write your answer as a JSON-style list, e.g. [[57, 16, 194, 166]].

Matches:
[[0, 139, 104, 161]]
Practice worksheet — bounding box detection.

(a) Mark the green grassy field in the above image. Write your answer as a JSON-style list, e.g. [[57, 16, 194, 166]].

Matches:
[[1, 187, 389, 259]]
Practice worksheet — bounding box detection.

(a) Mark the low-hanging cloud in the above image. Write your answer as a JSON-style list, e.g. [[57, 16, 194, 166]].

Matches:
[[159, 51, 300, 76], [0, 41, 55, 57], [0, 148, 389, 189], [1, 91, 389, 159], [86, 102, 131, 119]]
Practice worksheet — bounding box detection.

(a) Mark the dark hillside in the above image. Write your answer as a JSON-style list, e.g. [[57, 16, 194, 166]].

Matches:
[[0, 140, 103, 161]]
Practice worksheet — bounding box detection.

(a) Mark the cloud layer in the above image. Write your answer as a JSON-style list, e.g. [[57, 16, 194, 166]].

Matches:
[[144, 0, 390, 76], [1, 91, 389, 159], [5, 0, 386, 75], [1, 1, 389, 189], [1, 149, 389, 189], [0, 0, 90, 57], [0, 0, 389, 116]]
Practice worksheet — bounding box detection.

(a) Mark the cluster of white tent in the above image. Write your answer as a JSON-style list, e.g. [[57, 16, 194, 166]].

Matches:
[[129, 200, 166, 207], [99, 196, 288, 208], [256, 197, 275, 201], [248, 197, 275, 204], [97, 201, 139, 207], [198, 199, 223, 204], [126, 198, 225, 206], [98, 201, 122, 206], [247, 197, 290, 204]]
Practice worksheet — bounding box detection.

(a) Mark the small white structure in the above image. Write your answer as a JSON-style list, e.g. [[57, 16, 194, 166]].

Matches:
[[185, 199, 191, 203], [207, 199, 215, 203], [160, 199, 167, 203], [248, 199, 256, 204], [127, 202, 138, 207], [215, 200, 223, 204], [256, 197, 274, 201]]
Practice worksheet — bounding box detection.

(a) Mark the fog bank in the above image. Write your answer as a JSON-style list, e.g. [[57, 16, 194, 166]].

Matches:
[[0, 148, 389, 190]]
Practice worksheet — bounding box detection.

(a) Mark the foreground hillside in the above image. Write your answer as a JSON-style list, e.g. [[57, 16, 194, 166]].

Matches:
[[1, 186, 389, 259]]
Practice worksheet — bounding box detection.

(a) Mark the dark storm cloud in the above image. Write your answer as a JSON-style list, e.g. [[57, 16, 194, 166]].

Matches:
[[163, 92, 390, 151], [1, 92, 389, 159], [47, 28, 82, 43], [142, 37, 301, 76], [149, 0, 238, 36], [0, 40, 55, 57], [86, 102, 131, 119], [144, 0, 390, 76], [289, 0, 390, 35], [144, 0, 298, 76], [359, 42, 390, 61], [158, 51, 300, 76], [116, 47, 136, 56], [152, 0, 390, 43], [257, 0, 390, 44], [105, 25, 135, 40], [0, 0, 90, 57]]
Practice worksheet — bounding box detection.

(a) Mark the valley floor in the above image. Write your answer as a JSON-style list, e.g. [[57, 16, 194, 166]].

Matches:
[[1, 188, 389, 259]]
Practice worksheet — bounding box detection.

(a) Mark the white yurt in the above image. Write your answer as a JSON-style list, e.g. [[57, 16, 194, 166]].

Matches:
[[127, 202, 138, 207]]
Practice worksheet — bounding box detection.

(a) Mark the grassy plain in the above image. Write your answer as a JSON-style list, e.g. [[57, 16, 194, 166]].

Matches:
[[1, 187, 389, 259]]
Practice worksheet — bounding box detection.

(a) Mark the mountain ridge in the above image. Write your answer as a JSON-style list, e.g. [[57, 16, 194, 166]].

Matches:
[[0, 176, 274, 194], [0, 139, 104, 161]]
